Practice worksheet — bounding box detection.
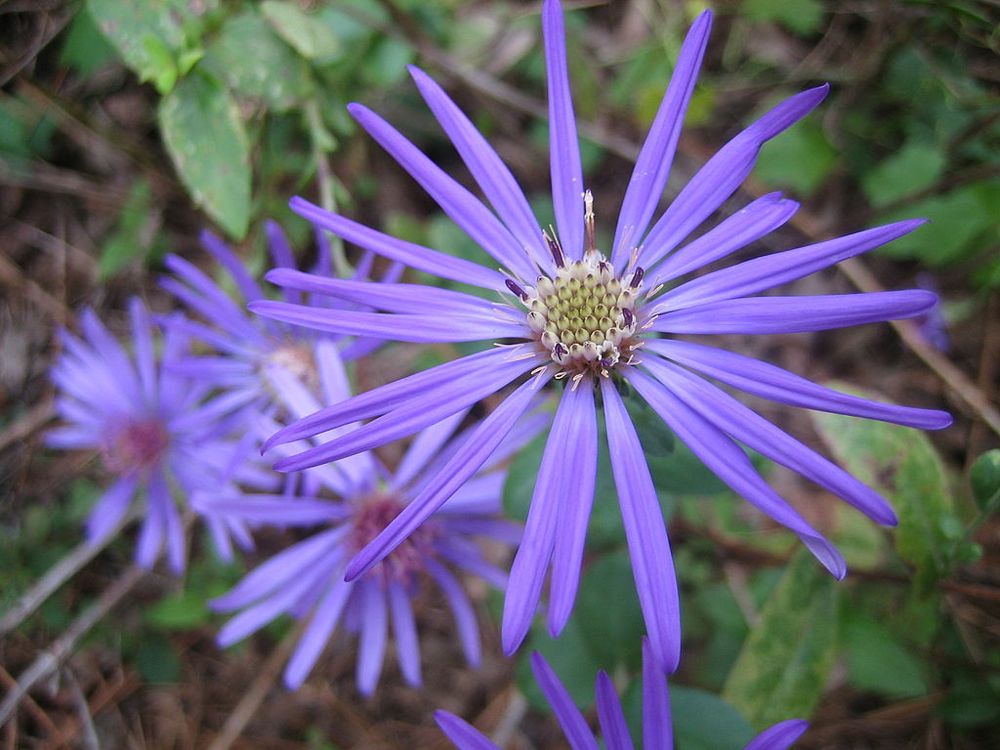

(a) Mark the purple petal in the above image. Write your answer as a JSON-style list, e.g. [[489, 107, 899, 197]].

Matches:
[[86, 476, 137, 543], [274, 354, 542, 472], [743, 720, 809, 750], [530, 651, 600, 750], [135, 488, 165, 570], [652, 219, 925, 313], [128, 298, 157, 404], [644, 356, 897, 525], [151, 472, 185, 574], [162, 255, 261, 339], [646, 193, 798, 288], [356, 581, 388, 696], [638, 85, 829, 269], [265, 268, 504, 318], [646, 339, 952, 430], [197, 495, 347, 526], [650, 290, 937, 335], [410, 65, 549, 273], [435, 711, 501, 750], [502, 382, 593, 653], [345, 374, 550, 581], [348, 104, 536, 280], [595, 672, 636, 750], [613, 10, 712, 265], [641, 638, 672, 750], [542, 0, 585, 260], [200, 229, 263, 302], [393, 408, 470, 489], [388, 582, 422, 686], [284, 577, 353, 689], [548, 379, 598, 637], [601, 378, 681, 673], [625, 368, 846, 579], [426, 559, 481, 666], [291, 197, 507, 290]]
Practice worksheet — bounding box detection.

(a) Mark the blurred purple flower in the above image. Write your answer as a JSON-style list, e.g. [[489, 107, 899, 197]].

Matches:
[[47, 298, 258, 573], [161, 221, 401, 425], [436, 639, 807, 750], [250, 0, 951, 670], [201, 342, 545, 694]]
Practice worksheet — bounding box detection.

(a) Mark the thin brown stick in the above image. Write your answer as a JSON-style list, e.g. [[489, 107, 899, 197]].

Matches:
[[0, 400, 54, 454], [0, 664, 57, 738]]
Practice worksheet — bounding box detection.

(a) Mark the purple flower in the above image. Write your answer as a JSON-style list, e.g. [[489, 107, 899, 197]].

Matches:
[[47, 299, 250, 573], [250, 1, 951, 671], [436, 639, 808, 750], [161, 221, 401, 425], [201, 342, 544, 694]]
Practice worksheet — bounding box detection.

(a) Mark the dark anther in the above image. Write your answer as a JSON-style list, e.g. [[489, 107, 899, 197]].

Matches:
[[553, 343, 567, 357], [630, 267, 644, 288], [544, 230, 565, 268], [621, 307, 634, 327], [505, 279, 528, 301]]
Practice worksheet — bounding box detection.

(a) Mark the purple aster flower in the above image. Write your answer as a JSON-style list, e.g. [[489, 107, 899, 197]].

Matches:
[[201, 342, 544, 694], [47, 298, 254, 573], [161, 221, 402, 424], [436, 639, 808, 750], [249, 1, 952, 671]]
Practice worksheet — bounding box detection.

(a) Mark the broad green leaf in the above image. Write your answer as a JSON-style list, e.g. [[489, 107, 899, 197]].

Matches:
[[146, 590, 211, 630], [970, 449, 1000, 512], [673, 686, 757, 750], [842, 612, 928, 698], [60, 7, 116, 75], [862, 142, 946, 207], [98, 179, 155, 280], [262, 1, 341, 61], [812, 382, 957, 590], [722, 550, 839, 729], [574, 551, 645, 671], [743, 0, 824, 36], [203, 10, 312, 111], [158, 71, 251, 239], [363, 37, 415, 88], [754, 118, 837, 196]]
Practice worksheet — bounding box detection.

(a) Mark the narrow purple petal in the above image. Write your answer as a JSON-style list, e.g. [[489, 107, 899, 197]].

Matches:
[[291, 197, 507, 290], [645, 356, 897, 525], [162, 255, 261, 339], [80, 309, 142, 408], [135, 489, 165, 569], [128, 298, 157, 405], [642, 638, 672, 750], [652, 219, 925, 313], [542, 0, 584, 260], [356, 582, 388, 696], [348, 104, 536, 279], [646, 193, 798, 288], [410, 65, 550, 273], [388, 581, 422, 686], [151, 472, 185, 574], [274, 354, 542, 472], [393, 408, 469, 489], [601, 378, 681, 672], [743, 720, 809, 750], [650, 290, 937, 335], [530, 651, 600, 750], [426, 559, 481, 666], [613, 10, 712, 264], [637, 85, 829, 269], [646, 339, 952, 430], [435, 711, 501, 750], [265, 268, 502, 318], [250, 300, 525, 343], [595, 672, 636, 750], [284, 577, 353, 689], [548, 379, 598, 637], [196, 495, 346, 526], [625, 368, 846, 579], [85, 476, 137, 543], [200, 229, 263, 302], [345, 374, 550, 581]]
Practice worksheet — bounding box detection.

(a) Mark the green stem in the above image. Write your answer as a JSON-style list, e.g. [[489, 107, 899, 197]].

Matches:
[[304, 98, 351, 278]]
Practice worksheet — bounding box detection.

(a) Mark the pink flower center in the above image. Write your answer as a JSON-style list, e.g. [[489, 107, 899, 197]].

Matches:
[[102, 418, 170, 474], [350, 493, 437, 586]]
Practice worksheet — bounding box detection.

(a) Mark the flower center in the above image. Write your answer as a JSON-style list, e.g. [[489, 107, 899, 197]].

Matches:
[[102, 418, 170, 474], [350, 493, 437, 586], [266, 342, 317, 384]]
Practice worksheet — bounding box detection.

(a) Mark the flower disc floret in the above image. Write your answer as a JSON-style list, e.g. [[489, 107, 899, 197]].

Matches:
[[350, 492, 437, 587], [102, 418, 170, 474]]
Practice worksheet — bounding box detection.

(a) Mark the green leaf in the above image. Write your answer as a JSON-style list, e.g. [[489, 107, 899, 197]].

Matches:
[[98, 179, 155, 280], [574, 551, 645, 672], [862, 142, 946, 207], [60, 8, 117, 75], [842, 612, 928, 698], [362, 37, 415, 88], [743, 0, 825, 36], [812, 383, 957, 590], [262, 1, 341, 61], [969, 449, 1000, 512], [203, 10, 312, 111], [754, 118, 837, 196], [158, 71, 251, 239], [135, 633, 182, 683], [516, 617, 599, 712], [672, 686, 756, 750], [722, 550, 839, 729], [146, 590, 211, 630]]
